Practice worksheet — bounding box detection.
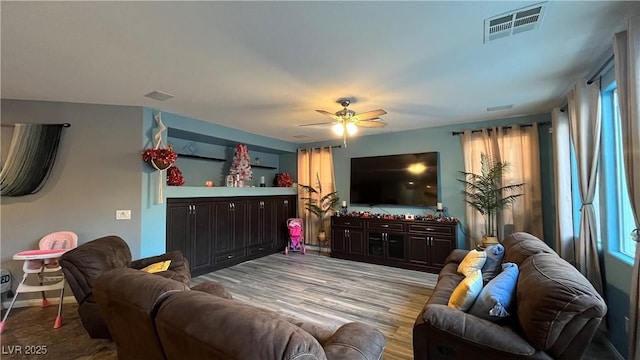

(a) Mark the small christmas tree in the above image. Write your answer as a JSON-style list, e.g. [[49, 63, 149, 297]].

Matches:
[[230, 144, 253, 181]]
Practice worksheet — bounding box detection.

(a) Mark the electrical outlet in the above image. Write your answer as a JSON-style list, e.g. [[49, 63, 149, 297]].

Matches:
[[116, 210, 131, 220]]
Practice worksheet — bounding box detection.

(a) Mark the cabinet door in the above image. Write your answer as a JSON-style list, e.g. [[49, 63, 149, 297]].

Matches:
[[213, 201, 234, 254], [408, 234, 429, 265], [166, 202, 192, 258], [231, 200, 247, 251], [262, 199, 276, 247], [274, 197, 295, 250], [331, 228, 346, 254], [191, 202, 214, 275], [247, 200, 263, 247], [386, 232, 406, 261], [367, 231, 385, 259], [431, 236, 455, 268], [348, 229, 366, 256]]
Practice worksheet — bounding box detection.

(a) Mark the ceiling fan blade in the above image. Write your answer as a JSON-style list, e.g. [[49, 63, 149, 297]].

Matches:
[[299, 121, 338, 127], [357, 120, 388, 128], [315, 110, 336, 117], [355, 109, 387, 121]]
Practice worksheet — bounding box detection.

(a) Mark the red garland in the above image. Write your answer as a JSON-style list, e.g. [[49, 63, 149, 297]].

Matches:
[[167, 166, 185, 186]]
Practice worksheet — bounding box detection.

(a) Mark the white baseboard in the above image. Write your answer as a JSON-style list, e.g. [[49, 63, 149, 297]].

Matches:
[[2, 296, 76, 310]]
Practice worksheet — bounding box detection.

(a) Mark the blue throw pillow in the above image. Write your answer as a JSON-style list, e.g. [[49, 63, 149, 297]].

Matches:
[[481, 244, 505, 283], [469, 262, 519, 321]]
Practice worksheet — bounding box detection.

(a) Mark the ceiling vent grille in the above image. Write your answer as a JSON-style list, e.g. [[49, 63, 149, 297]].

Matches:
[[484, 2, 547, 43]]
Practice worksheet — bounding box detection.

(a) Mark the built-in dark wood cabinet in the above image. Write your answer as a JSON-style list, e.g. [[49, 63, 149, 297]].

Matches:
[[330, 216, 458, 273], [167, 195, 296, 277]]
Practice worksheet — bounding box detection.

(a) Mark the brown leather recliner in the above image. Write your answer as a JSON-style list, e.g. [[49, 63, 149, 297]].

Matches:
[[59, 235, 192, 339], [94, 267, 387, 360]]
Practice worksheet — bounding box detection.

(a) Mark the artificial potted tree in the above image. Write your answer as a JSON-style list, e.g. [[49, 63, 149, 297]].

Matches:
[[458, 153, 524, 246], [298, 173, 340, 244]]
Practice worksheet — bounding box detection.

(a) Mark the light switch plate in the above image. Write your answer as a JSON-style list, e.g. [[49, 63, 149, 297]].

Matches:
[[116, 210, 131, 220]]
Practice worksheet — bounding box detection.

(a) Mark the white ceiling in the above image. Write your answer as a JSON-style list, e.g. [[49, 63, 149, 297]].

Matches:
[[2, 1, 638, 144]]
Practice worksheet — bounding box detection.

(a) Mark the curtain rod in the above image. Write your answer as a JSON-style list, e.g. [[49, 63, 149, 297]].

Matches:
[[1, 123, 71, 128], [451, 121, 551, 136], [558, 55, 614, 112], [298, 145, 341, 151], [587, 54, 614, 85]]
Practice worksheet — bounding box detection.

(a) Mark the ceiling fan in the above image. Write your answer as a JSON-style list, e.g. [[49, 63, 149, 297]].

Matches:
[[300, 99, 387, 147]]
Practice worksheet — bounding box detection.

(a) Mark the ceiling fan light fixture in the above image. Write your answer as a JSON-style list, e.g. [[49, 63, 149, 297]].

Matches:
[[346, 122, 358, 135], [333, 123, 345, 136]]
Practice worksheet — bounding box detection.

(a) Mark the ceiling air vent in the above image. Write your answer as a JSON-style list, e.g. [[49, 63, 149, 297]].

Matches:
[[144, 90, 174, 101], [484, 2, 547, 43]]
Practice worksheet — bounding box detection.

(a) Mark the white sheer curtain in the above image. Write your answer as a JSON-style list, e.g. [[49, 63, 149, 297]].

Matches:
[[297, 146, 336, 246], [551, 108, 576, 264], [567, 78, 604, 296], [460, 129, 498, 248], [614, 15, 640, 360], [459, 126, 542, 248]]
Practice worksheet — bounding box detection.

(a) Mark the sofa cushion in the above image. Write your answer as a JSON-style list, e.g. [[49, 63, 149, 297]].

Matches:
[[516, 253, 607, 353], [481, 244, 505, 282], [156, 291, 328, 360], [502, 232, 555, 266], [469, 262, 519, 321], [457, 250, 487, 276], [448, 269, 483, 311]]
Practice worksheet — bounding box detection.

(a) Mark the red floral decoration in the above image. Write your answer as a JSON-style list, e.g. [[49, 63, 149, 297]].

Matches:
[[141, 146, 177, 170], [167, 166, 185, 186], [275, 173, 293, 187]]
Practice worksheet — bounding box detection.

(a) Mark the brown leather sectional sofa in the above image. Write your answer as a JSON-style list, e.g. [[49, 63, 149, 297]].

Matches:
[[94, 267, 387, 360], [413, 232, 607, 360]]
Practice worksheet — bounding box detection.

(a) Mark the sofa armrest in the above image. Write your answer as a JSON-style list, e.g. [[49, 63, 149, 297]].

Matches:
[[445, 249, 469, 265], [324, 322, 386, 360], [191, 281, 233, 300], [421, 304, 537, 356]]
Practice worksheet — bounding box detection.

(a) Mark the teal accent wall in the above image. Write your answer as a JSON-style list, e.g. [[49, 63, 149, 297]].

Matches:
[[302, 112, 553, 250], [140, 108, 298, 257]]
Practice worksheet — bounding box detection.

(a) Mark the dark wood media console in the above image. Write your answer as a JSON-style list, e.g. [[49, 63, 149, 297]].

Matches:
[[330, 215, 458, 273]]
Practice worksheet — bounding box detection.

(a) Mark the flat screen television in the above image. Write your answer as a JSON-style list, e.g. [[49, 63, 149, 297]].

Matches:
[[350, 152, 440, 207]]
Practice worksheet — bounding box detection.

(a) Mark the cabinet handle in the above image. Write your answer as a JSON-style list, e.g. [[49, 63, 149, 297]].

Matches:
[[192, 205, 196, 215], [284, 200, 288, 204], [260, 201, 264, 208], [259, 247, 264, 251], [426, 228, 434, 231], [227, 255, 234, 259], [344, 222, 351, 225], [381, 224, 389, 228]]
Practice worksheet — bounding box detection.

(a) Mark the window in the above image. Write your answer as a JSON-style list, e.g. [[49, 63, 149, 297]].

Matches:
[[602, 86, 636, 258]]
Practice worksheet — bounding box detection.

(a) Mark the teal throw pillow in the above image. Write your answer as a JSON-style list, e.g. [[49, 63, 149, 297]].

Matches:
[[481, 244, 505, 283], [469, 262, 519, 321]]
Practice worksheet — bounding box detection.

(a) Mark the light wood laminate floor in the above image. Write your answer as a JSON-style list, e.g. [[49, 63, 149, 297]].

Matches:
[[194, 252, 434, 359]]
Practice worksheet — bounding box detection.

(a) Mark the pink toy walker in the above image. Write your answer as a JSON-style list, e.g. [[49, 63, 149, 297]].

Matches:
[[285, 218, 306, 255]]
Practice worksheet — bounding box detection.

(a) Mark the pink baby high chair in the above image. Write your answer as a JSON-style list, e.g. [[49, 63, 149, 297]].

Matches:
[[0, 231, 77, 334], [285, 218, 305, 255]]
